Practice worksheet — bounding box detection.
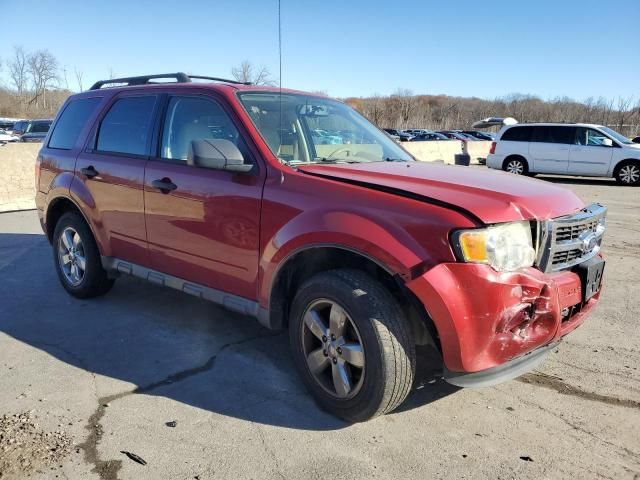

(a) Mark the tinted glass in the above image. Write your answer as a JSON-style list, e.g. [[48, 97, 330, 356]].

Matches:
[[49, 98, 101, 149], [160, 96, 252, 165], [501, 126, 533, 142], [29, 122, 51, 133], [532, 126, 575, 144], [96, 96, 156, 155]]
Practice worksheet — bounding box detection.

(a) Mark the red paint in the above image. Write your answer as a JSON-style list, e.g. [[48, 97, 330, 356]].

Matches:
[[35, 81, 602, 376]]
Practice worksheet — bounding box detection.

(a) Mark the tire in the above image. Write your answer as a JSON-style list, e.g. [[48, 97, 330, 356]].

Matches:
[[502, 156, 528, 175], [614, 161, 640, 186], [52, 211, 114, 298], [289, 269, 415, 422]]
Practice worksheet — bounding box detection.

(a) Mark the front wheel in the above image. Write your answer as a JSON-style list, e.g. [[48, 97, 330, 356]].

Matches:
[[615, 161, 640, 185], [289, 269, 415, 422]]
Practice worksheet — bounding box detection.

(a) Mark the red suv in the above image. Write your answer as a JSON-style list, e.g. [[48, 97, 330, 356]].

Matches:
[[35, 73, 606, 422]]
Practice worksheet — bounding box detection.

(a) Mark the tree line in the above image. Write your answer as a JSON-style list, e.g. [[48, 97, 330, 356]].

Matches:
[[346, 90, 640, 137], [1, 53, 638, 138]]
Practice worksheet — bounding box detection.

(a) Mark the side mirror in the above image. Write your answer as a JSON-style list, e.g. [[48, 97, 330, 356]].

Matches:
[[601, 138, 613, 147], [189, 139, 253, 173]]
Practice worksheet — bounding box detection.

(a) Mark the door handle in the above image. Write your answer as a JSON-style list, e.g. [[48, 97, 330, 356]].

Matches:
[[151, 178, 177, 193], [81, 166, 99, 179]]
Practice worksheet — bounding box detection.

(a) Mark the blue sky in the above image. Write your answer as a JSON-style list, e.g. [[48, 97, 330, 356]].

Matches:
[[1, 0, 638, 101]]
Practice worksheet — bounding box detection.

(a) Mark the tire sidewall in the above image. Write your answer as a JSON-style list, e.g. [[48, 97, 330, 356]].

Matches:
[[615, 162, 640, 186], [52, 212, 102, 296], [289, 274, 390, 420]]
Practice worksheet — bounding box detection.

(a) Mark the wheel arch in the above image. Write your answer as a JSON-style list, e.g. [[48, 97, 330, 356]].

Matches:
[[612, 158, 640, 176], [263, 245, 441, 352], [45, 196, 97, 249]]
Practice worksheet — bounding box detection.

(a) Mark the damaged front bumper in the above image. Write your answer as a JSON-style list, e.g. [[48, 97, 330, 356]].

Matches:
[[406, 260, 601, 380]]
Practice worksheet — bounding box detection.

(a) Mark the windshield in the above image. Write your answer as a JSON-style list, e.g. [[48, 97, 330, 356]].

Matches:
[[237, 92, 413, 164], [599, 126, 633, 145]]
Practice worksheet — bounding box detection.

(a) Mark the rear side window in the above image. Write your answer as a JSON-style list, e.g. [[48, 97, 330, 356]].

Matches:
[[96, 96, 157, 156], [49, 98, 101, 149], [28, 122, 51, 133], [532, 126, 576, 144], [500, 126, 533, 142]]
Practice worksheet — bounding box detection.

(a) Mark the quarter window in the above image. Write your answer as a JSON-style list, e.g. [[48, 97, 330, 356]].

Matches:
[[49, 98, 101, 150], [96, 96, 157, 156], [160, 96, 252, 165], [500, 126, 533, 142]]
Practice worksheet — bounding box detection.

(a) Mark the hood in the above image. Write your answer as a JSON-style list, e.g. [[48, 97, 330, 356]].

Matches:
[[297, 162, 584, 224]]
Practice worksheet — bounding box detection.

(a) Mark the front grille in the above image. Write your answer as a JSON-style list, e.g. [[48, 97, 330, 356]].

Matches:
[[536, 203, 607, 273]]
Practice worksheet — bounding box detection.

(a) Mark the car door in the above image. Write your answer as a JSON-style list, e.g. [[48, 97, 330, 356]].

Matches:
[[528, 126, 574, 173], [144, 92, 265, 300], [568, 127, 614, 176], [74, 93, 160, 265]]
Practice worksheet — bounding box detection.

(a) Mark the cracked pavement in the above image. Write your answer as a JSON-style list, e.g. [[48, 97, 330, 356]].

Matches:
[[0, 176, 639, 480]]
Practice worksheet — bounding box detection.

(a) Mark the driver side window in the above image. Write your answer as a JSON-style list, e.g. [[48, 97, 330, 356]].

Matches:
[[160, 96, 252, 164]]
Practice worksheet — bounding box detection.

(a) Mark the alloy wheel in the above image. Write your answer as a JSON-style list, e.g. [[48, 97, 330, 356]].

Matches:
[[619, 164, 640, 184], [301, 299, 365, 399], [506, 160, 524, 175], [58, 227, 86, 286]]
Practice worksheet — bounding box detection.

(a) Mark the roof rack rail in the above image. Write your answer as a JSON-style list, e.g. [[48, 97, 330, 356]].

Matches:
[[188, 75, 252, 86], [89, 72, 252, 90]]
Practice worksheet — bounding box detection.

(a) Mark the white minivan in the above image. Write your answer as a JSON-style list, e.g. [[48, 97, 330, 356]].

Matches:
[[486, 123, 640, 185]]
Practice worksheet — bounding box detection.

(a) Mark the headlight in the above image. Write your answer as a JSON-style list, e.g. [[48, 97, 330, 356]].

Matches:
[[453, 221, 536, 272]]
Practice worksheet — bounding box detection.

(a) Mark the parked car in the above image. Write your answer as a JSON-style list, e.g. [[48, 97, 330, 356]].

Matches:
[[0, 120, 17, 133], [632, 136, 640, 144], [383, 128, 413, 142], [19, 119, 52, 142], [404, 128, 432, 137], [487, 123, 640, 185], [461, 130, 495, 141], [411, 132, 449, 141], [437, 130, 476, 141], [0, 129, 19, 143], [11, 120, 30, 136], [36, 73, 606, 421]]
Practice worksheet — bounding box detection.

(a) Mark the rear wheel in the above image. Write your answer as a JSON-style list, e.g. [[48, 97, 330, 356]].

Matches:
[[614, 161, 640, 185], [289, 269, 415, 422], [52, 212, 114, 298], [503, 156, 528, 175]]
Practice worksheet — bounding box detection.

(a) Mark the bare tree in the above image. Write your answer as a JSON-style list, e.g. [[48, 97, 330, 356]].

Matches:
[[9, 46, 29, 96], [74, 67, 84, 92], [231, 60, 276, 86], [27, 49, 59, 108]]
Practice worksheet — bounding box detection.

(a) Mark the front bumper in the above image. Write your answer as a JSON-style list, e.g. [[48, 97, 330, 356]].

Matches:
[[406, 261, 600, 374]]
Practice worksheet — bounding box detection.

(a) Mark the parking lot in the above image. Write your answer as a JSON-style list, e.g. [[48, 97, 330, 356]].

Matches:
[[0, 173, 638, 480]]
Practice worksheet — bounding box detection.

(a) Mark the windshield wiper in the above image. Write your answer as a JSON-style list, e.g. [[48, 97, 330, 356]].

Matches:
[[384, 157, 410, 162]]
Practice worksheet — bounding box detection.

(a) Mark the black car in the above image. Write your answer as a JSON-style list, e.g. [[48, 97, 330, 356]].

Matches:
[[19, 119, 53, 142], [383, 128, 413, 142], [461, 130, 495, 141], [411, 132, 449, 141]]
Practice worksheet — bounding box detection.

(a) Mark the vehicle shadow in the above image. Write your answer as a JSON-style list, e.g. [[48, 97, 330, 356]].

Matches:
[[535, 175, 617, 186], [0, 232, 458, 431]]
